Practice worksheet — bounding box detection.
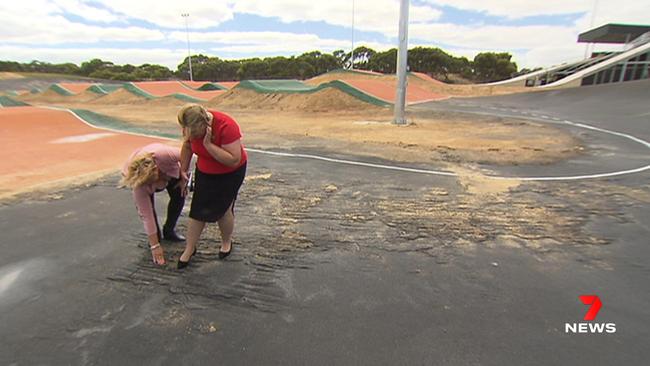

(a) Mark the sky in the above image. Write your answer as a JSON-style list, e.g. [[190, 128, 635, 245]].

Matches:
[[1, 0, 649, 71]]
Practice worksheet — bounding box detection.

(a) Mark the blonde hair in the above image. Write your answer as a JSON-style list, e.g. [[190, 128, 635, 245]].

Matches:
[[119, 153, 158, 188], [177, 104, 211, 140]]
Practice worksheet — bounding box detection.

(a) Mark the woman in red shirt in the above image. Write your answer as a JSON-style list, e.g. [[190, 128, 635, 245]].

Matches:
[[176, 104, 248, 269]]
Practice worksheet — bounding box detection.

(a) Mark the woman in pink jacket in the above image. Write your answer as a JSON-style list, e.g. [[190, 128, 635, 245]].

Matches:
[[121, 143, 187, 265]]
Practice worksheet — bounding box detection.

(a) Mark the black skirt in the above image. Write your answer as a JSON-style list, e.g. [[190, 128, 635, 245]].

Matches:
[[190, 163, 246, 222]]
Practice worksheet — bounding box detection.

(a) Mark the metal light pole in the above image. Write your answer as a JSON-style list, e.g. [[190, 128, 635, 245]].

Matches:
[[393, 0, 409, 125], [350, 0, 355, 70], [181, 13, 193, 81], [584, 0, 599, 59]]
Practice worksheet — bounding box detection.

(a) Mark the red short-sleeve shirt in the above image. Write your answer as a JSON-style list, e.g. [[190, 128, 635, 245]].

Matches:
[[190, 110, 248, 174]]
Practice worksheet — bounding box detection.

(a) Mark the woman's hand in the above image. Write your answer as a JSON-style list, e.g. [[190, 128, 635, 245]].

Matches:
[[151, 245, 166, 265], [177, 171, 190, 197], [147, 234, 166, 265], [203, 124, 213, 148]]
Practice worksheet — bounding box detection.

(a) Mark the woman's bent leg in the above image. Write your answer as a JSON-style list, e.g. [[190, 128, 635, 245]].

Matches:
[[163, 179, 185, 240]]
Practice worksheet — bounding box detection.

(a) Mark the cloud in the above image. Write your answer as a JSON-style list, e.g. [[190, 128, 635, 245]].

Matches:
[[94, 0, 236, 29], [51, 0, 125, 23], [407, 22, 584, 68], [572, 2, 650, 29], [423, 0, 650, 26], [422, 0, 591, 19], [410, 23, 577, 50], [0, 1, 164, 44], [91, 0, 442, 34], [168, 30, 397, 57], [169, 31, 352, 53], [1, 0, 647, 71], [0, 45, 187, 68], [232, 0, 442, 36], [212, 41, 394, 56]]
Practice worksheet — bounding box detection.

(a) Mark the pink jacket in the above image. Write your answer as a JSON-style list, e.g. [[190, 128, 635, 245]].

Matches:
[[123, 143, 181, 236]]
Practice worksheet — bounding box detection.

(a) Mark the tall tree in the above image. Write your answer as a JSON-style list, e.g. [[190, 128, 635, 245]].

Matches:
[[368, 48, 397, 73], [79, 59, 113, 76], [351, 46, 376, 70], [472, 52, 518, 82], [408, 47, 454, 79]]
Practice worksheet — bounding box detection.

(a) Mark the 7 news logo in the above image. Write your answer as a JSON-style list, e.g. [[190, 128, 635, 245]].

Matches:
[[565, 295, 616, 334]]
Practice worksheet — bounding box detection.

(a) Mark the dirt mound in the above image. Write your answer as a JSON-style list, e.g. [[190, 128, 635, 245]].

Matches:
[[16, 89, 103, 104], [58, 82, 97, 94], [60, 90, 103, 103], [143, 95, 189, 108], [207, 87, 383, 112], [17, 89, 73, 103], [307, 70, 533, 97], [88, 88, 148, 105], [306, 71, 386, 86]]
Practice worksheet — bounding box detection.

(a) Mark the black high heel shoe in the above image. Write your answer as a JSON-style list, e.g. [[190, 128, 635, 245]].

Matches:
[[218, 242, 233, 260], [177, 247, 197, 269]]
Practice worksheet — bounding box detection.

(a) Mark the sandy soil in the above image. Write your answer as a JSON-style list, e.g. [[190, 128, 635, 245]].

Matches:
[[0, 72, 24, 80], [20, 91, 582, 167], [10, 69, 583, 174], [207, 87, 384, 112], [18, 89, 101, 103]]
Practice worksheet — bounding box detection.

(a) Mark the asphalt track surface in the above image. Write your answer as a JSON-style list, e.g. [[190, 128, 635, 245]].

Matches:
[[1, 80, 649, 365], [414, 78, 650, 181]]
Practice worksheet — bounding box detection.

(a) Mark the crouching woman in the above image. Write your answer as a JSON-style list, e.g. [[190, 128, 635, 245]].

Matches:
[[120, 143, 186, 265]]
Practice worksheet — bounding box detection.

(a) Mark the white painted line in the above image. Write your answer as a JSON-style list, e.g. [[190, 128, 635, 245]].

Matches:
[[492, 164, 650, 181], [56, 84, 75, 95], [409, 96, 452, 105], [563, 120, 650, 148], [246, 148, 457, 177], [50, 132, 117, 144], [33, 106, 650, 182], [250, 116, 650, 181], [39, 106, 171, 140], [93, 84, 110, 94]]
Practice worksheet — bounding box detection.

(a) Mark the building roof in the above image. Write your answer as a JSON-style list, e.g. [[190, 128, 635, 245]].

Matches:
[[578, 23, 650, 44]]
